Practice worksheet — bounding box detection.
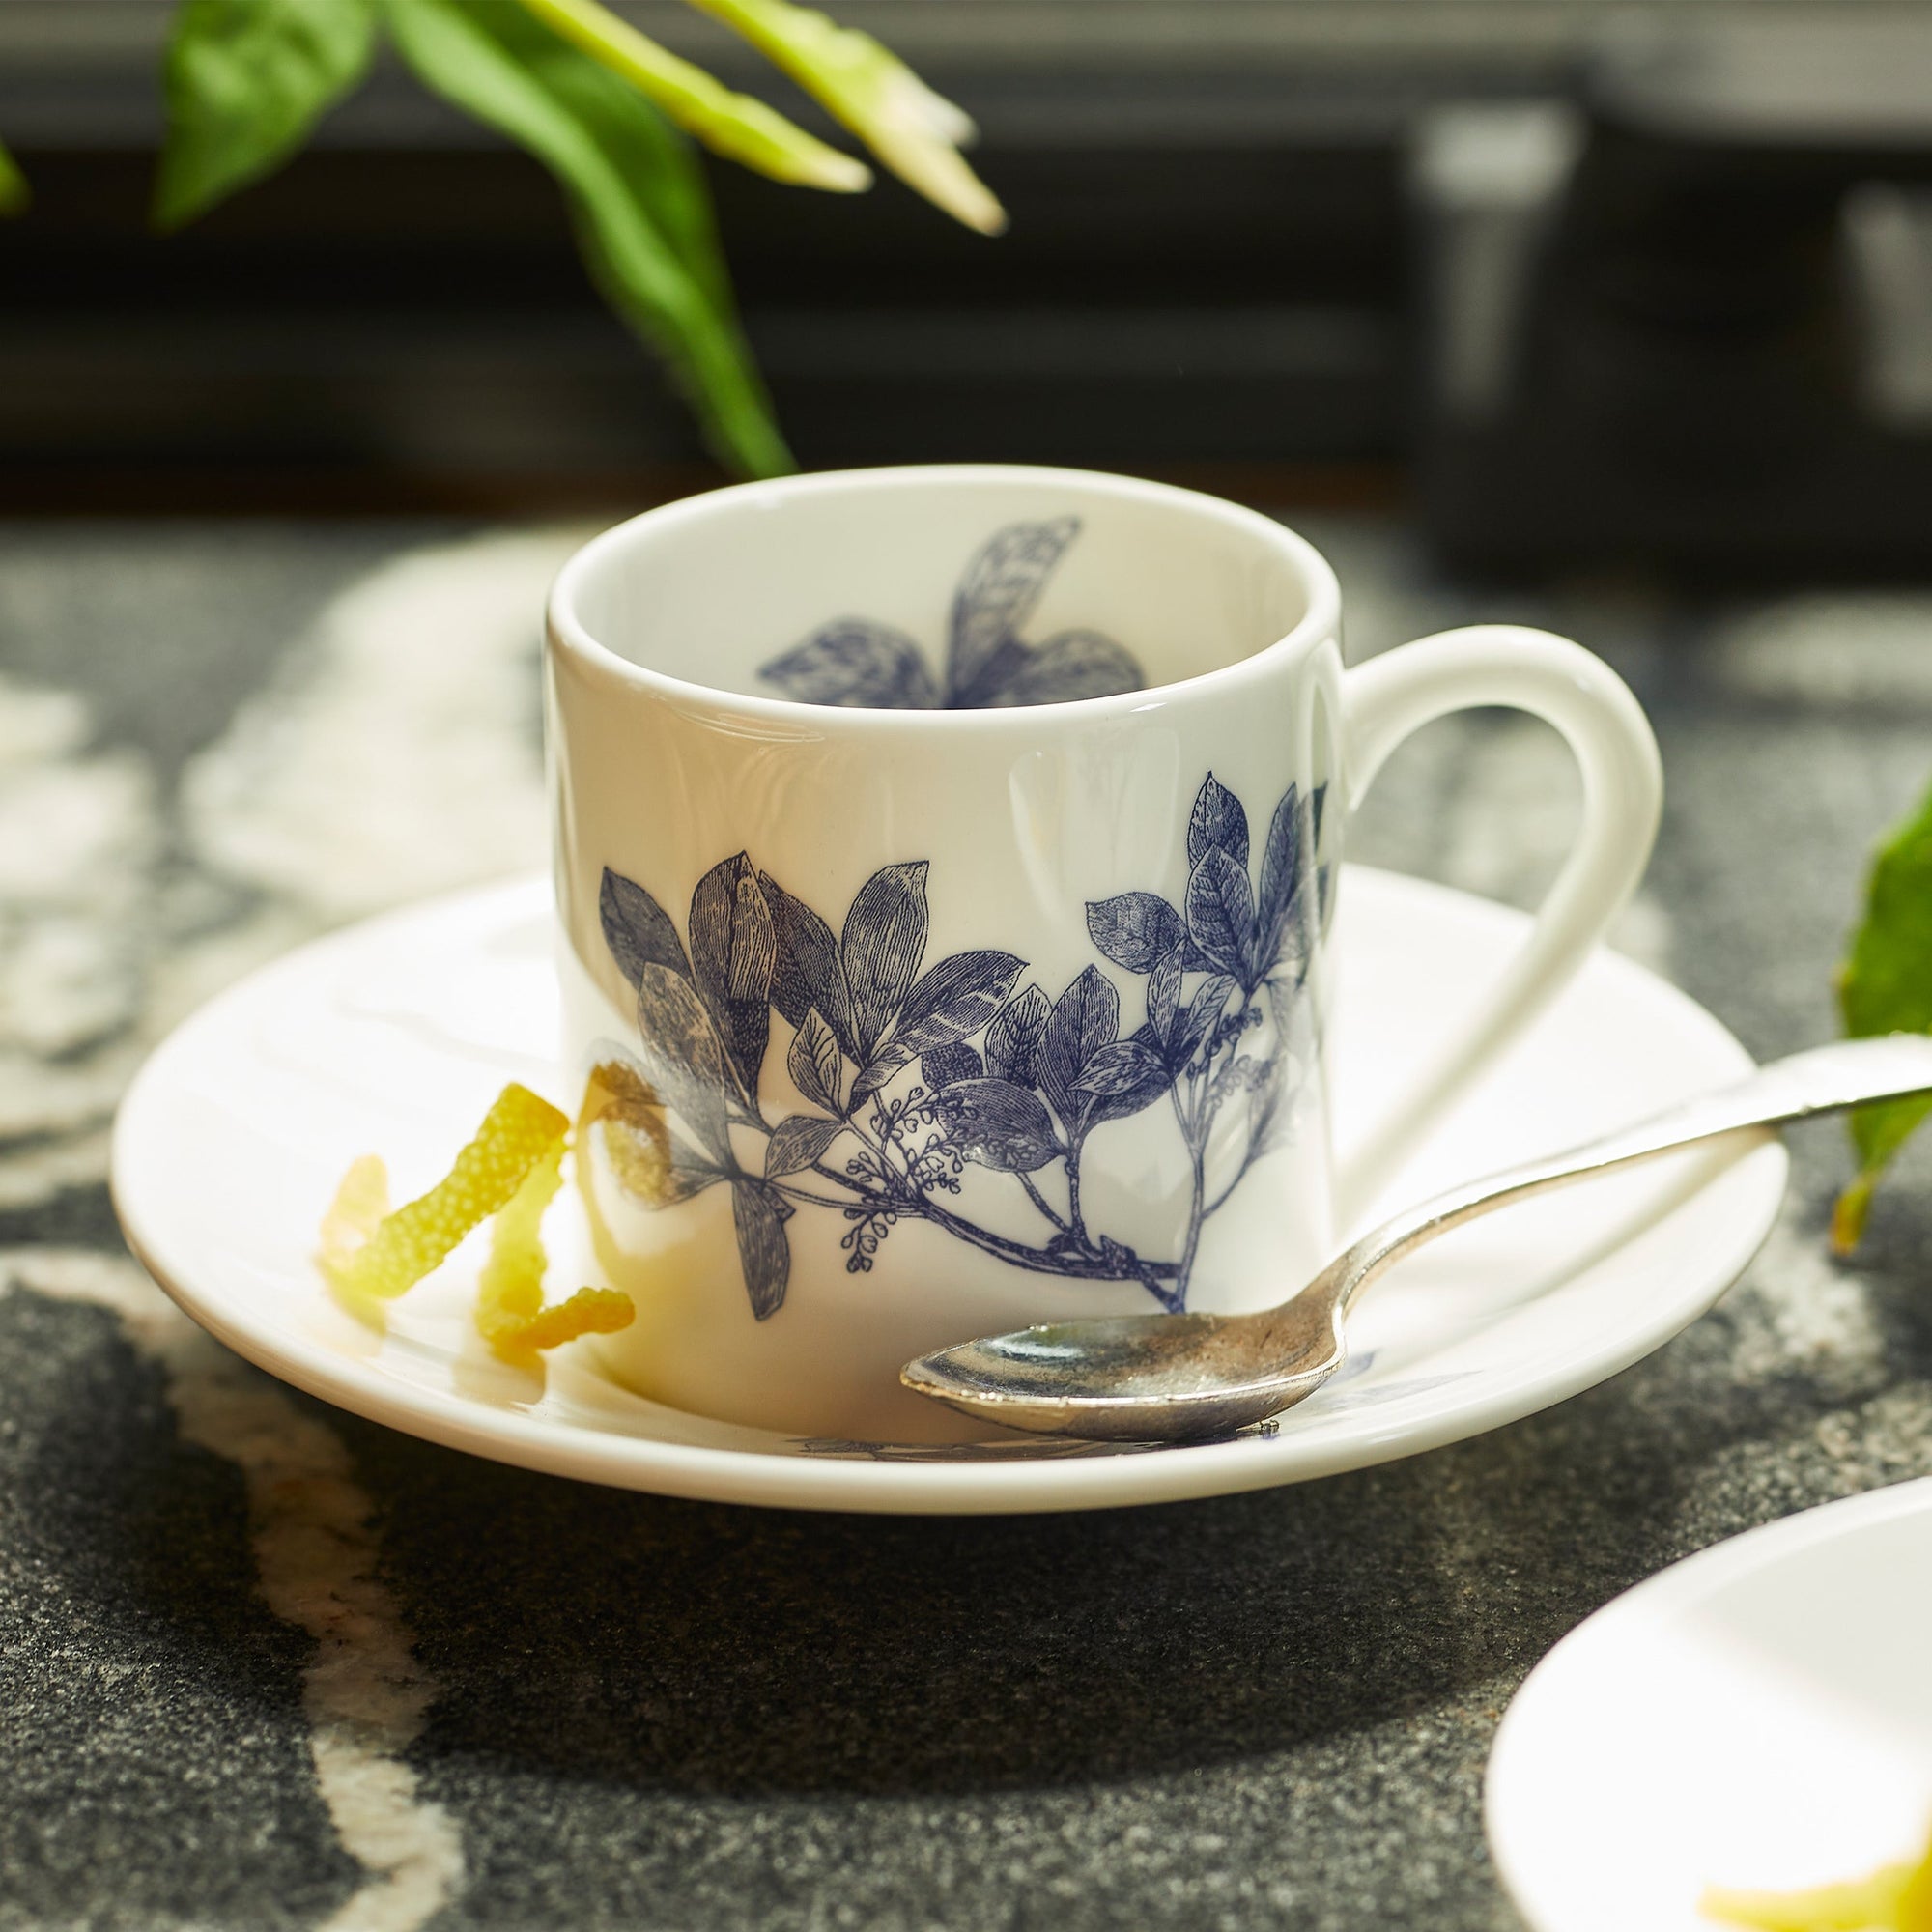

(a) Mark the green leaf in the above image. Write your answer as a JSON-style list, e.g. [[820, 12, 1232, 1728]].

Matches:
[[0, 136, 30, 216], [386, 0, 791, 477], [1833, 771, 1932, 1250], [154, 0, 379, 230], [514, 0, 868, 193], [689, 0, 1005, 234]]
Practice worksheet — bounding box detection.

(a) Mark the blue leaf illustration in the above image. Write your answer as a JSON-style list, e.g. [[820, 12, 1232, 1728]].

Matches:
[[765, 1113, 843, 1179], [786, 1007, 842, 1115], [1246, 1050, 1293, 1160], [948, 517, 1080, 701], [1086, 1061, 1174, 1128], [860, 950, 1022, 1089], [1187, 772, 1250, 867], [730, 1179, 792, 1319], [695, 855, 778, 1004], [633, 962, 735, 1166], [600, 867, 689, 990], [1174, 973, 1237, 1069], [1311, 781, 1338, 938], [1256, 782, 1303, 974], [667, 1130, 730, 1201], [1041, 965, 1120, 1128], [988, 630, 1143, 707], [761, 871, 859, 1062], [759, 619, 942, 710], [955, 638, 1028, 708], [757, 516, 1144, 714], [841, 862, 929, 1062], [933, 1079, 1063, 1172], [922, 1041, 984, 1090], [984, 983, 1050, 1088], [1148, 945, 1183, 1049], [1185, 845, 1257, 981], [688, 854, 775, 1099], [1075, 1037, 1166, 1097], [1085, 892, 1183, 974]]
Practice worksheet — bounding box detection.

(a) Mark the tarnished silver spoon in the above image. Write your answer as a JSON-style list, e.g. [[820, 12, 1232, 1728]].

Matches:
[[902, 1036, 1932, 1443]]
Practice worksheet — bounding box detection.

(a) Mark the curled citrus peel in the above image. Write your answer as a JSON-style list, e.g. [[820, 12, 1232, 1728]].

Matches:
[[1704, 1826, 1932, 1931], [473, 1139, 632, 1368], [317, 1082, 634, 1363]]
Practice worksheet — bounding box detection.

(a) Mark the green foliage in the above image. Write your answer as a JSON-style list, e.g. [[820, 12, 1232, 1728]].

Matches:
[[388, 0, 789, 476], [0, 136, 29, 216], [1833, 771, 1932, 1250], [155, 0, 380, 229], [689, 0, 1004, 232], [514, 0, 868, 192], [43, 0, 998, 472]]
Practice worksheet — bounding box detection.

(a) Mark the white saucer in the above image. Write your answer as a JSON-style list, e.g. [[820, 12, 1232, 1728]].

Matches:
[[111, 867, 1786, 1516], [1488, 1479, 1932, 1931]]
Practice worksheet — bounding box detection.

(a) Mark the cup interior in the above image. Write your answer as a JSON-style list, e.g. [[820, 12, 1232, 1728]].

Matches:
[[554, 467, 1328, 712]]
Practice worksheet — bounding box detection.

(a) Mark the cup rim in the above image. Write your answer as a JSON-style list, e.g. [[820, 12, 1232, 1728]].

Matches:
[[546, 463, 1343, 730]]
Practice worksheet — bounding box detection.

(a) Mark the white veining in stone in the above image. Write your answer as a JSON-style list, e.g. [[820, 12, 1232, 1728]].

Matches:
[[0, 673, 160, 1208], [181, 526, 582, 923], [2, 1249, 465, 1932], [0, 528, 576, 1212], [0, 1127, 115, 1210], [0, 529, 584, 1918], [0, 673, 156, 1066]]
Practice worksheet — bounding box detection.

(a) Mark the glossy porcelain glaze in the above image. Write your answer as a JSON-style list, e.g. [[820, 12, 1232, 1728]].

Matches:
[[111, 871, 1786, 1513], [545, 466, 1663, 1438], [1490, 1479, 1932, 1932]]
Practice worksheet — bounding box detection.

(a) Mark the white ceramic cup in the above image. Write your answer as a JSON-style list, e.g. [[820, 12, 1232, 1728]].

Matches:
[[546, 466, 1661, 1441]]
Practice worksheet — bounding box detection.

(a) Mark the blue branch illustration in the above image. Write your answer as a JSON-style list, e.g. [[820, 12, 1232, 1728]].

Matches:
[[587, 766, 1320, 1321]]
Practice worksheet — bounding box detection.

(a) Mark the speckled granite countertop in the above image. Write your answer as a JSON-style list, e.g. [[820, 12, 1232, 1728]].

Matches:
[[4, 516, 1931, 1932]]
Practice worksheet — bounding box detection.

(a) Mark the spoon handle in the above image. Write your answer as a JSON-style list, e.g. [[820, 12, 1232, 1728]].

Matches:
[[1327, 1034, 1932, 1318]]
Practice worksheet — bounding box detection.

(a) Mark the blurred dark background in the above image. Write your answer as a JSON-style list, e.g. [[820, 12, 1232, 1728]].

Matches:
[[4, 0, 1931, 575]]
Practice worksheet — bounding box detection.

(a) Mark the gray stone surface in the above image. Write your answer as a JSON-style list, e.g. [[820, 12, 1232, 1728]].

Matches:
[[3, 517, 1931, 1931]]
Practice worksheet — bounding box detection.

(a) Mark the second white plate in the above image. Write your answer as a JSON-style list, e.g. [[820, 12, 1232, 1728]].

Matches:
[[112, 867, 1787, 1514], [1489, 1479, 1932, 1931]]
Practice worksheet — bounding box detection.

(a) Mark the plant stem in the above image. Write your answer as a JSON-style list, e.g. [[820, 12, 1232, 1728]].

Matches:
[[1065, 1099, 1098, 1244], [1017, 1172, 1069, 1233], [1168, 1047, 1225, 1304], [1203, 1168, 1245, 1221], [915, 1195, 1179, 1284], [1137, 1272, 1186, 1315], [770, 1181, 868, 1212], [826, 1117, 1173, 1286]]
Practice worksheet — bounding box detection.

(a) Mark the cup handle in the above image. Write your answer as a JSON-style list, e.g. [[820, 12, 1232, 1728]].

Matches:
[[1335, 625, 1662, 1224]]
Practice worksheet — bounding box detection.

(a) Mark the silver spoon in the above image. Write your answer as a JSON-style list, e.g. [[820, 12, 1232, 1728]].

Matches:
[[901, 1035, 1932, 1443]]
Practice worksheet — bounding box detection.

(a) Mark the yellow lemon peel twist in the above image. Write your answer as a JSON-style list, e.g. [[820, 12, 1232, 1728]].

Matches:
[[319, 1153, 391, 1264], [317, 1082, 634, 1363], [473, 1140, 633, 1367]]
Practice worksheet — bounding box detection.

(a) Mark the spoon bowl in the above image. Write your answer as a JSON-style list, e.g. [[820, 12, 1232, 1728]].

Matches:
[[903, 1036, 1932, 1442], [901, 1298, 1345, 1440]]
